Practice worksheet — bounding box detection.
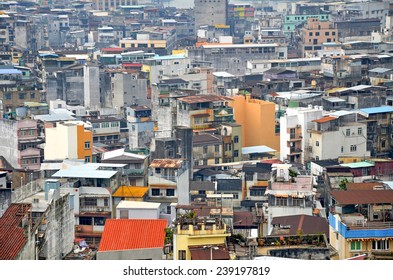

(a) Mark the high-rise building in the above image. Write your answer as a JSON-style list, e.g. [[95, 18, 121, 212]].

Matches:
[[194, 0, 228, 31]]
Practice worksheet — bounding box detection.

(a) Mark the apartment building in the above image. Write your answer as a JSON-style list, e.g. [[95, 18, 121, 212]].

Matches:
[[44, 121, 92, 163], [0, 119, 42, 170], [301, 18, 338, 57]]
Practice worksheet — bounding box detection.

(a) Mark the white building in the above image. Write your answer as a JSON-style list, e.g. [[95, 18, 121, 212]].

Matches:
[[308, 112, 370, 161], [143, 54, 191, 84], [280, 106, 323, 164], [116, 201, 160, 219]]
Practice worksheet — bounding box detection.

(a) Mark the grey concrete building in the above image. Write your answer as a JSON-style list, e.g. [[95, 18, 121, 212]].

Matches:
[[194, 0, 228, 31], [187, 43, 288, 75]]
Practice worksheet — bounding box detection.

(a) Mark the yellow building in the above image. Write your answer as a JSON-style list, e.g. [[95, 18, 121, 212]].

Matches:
[[230, 94, 280, 151], [173, 219, 230, 260]]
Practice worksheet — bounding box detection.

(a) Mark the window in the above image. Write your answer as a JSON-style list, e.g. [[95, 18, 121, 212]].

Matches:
[[382, 127, 387, 135], [234, 136, 239, 143], [372, 240, 389, 250], [5, 93, 11, 100], [92, 123, 100, 129], [325, 32, 329, 36], [290, 128, 296, 139], [358, 128, 362, 135], [316, 156, 319, 161], [382, 140, 386, 148], [215, 158, 220, 164], [178, 250, 186, 260], [203, 146, 208, 154], [166, 189, 175, 196], [276, 197, 287, 206], [155, 168, 161, 174], [309, 32, 313, 36], [316, 141, 319, 147], [103, 199, 109, 207], [82, 198, 97, 207], [215, 145, 219, 152], [84, 141, 90, 149], [234, 150, 239, 157], [79, 217, 92, 225], [292, 198, 303, 207], [350, 241, 362, 251], [346, 129, 350, 136], [151, 189, 160, 196], [85, 156, 91, 163], [250, 188, 265, 196], [101, 122, 110, 128], [111, 122, 119, 127], [30, 92, 35, 99], [166, 205, 171, 214], [29, 130, 34, 135], [350, 145, 357, 152], [19, 93, 26, 99]]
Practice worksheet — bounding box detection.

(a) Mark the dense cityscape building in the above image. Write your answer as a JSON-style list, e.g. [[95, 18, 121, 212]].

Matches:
[[1, 0, 393, 262]]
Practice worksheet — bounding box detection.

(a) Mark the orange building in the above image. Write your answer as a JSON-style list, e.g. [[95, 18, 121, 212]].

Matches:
[[301, 18, 338, 57], [77, 124, 93, 162], [230, 94, 280, 151]]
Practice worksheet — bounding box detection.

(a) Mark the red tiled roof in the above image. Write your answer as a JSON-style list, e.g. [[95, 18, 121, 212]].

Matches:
[[0, 203, 31, 260], [331, 190, 393, 205], [312, 116, 338, 123], [102, 47, 123, 53], [122, 63, 143, 67], [98, 219, 167, 252]]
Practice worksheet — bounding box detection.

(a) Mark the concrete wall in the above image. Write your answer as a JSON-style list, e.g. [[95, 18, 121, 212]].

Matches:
[[84, 64, 100, 110], [97, 247, 163, 260], [194, 0, 227, 30], [44, 124, 77, 161], [0, 120, 18, 168], [116, 208, 159, 219], [230, 94, 280, 151]]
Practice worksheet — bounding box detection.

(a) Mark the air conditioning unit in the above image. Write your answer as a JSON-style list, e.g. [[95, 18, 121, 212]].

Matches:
[[97, 208, 103, 212]]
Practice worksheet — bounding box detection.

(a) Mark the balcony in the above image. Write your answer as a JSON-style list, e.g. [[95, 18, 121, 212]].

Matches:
[[79, 206, 111, 213], [329, 215, 393, 239], [289, 147, 302, 155], [123, 168, 145, 176]]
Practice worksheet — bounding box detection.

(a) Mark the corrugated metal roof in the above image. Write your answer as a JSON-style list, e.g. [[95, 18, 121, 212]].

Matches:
[[242, 145, 276, 154], [52, 163, 124, 179], [369, 67, 392, 74], [331, 190, 393, 204], [0, 69, 22, 75], [313, 116, 338, 123], [359, 106, 393, 115], [112, 186, 148, 198], [340, 161, 375, 168], [116, 201, 160, 209], [178, 95, 232, 104], [150, 159, 183, 169], [271, 215, 329, 237], [79, 187, 110, 196], [0, 203, 31, 260], [98, 219, 167, 252], [188, 245, 230, 260]]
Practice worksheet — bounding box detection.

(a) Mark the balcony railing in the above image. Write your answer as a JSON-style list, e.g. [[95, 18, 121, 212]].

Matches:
[[123, 168, 145, 176]]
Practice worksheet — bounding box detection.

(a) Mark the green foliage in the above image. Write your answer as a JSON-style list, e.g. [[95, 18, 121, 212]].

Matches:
[[339, 178, 348, 191], [289, 169, 298, 178]]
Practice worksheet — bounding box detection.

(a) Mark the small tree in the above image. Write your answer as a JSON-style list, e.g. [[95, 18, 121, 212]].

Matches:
[[339, 178, 348, 191]]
